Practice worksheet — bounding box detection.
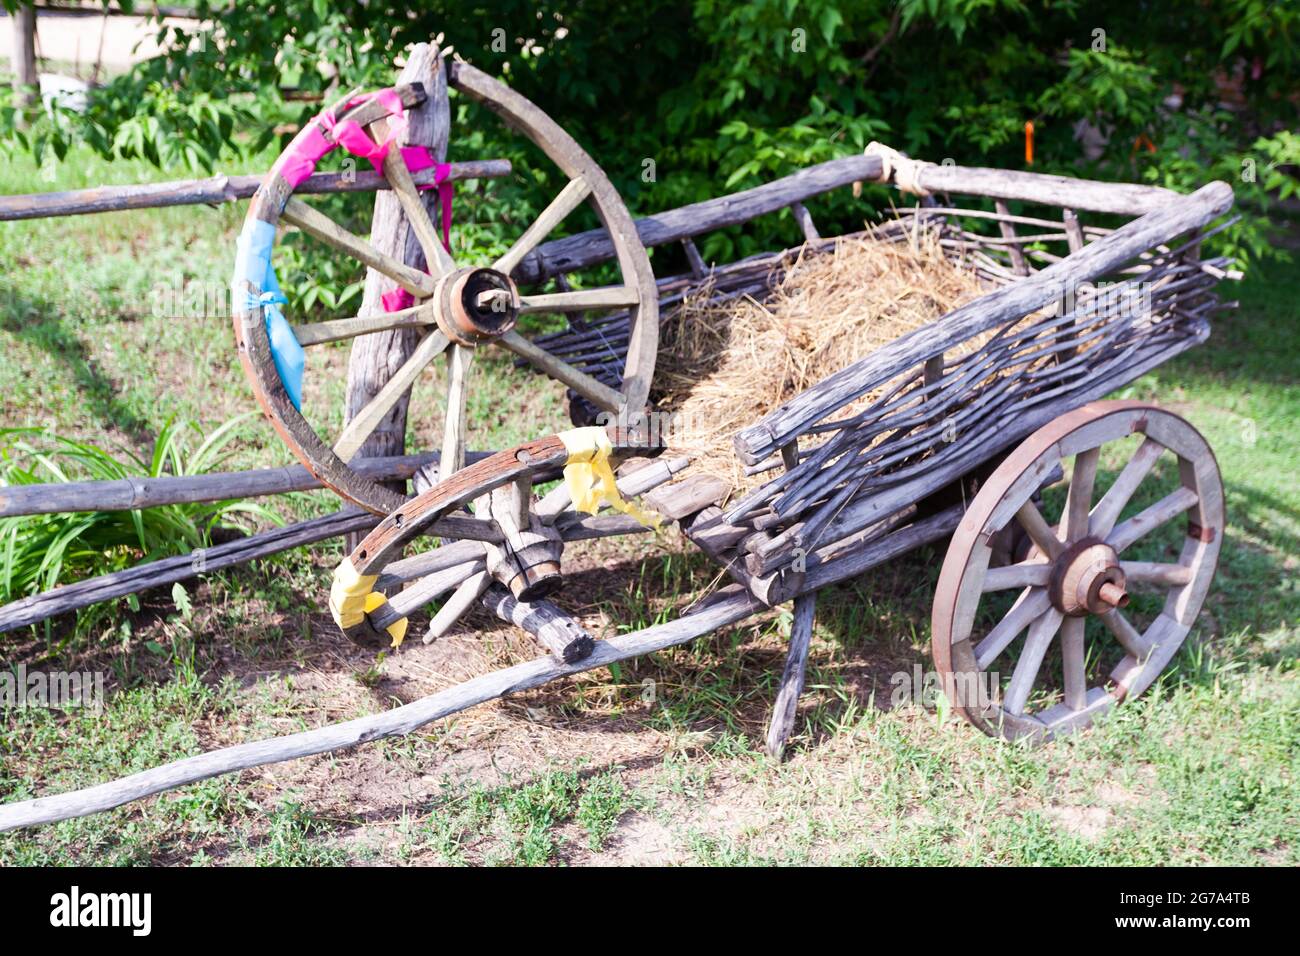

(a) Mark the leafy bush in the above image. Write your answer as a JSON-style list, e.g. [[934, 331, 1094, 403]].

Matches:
[[2, 1, 1295, 302], [0, 415, 281, 605]]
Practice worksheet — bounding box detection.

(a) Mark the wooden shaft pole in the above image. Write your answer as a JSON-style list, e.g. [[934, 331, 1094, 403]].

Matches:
[[0, 585, 763, 831]]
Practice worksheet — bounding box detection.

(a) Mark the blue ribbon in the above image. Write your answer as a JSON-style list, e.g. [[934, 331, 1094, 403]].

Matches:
[[232, 219, 305, 410]]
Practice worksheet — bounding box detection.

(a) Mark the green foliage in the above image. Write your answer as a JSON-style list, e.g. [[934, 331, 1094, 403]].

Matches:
[[1, 0, 1295, 308], [0, 414, 282, 607], [253, 801, 346, 866], [575, 771, 630, 850]]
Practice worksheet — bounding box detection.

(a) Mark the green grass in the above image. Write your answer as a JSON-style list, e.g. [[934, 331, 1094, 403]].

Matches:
[[0, 149, 1296, 866]]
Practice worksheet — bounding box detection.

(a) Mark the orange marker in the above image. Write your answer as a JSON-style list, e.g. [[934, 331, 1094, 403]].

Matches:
[[1024, 121, 1035, 166]]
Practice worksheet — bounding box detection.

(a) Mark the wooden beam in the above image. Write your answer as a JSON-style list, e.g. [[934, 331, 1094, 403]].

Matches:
[[0, 450, 496, 517], [0, 509, 379, 634], [916, 164, 1178, 216], [510, 154, 884, 284], [0, 161, 509, 223]]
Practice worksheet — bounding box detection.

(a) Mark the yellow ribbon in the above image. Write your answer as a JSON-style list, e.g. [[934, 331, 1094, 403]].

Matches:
[[328, 557, 409, 648], [558, 427, 661, 528]]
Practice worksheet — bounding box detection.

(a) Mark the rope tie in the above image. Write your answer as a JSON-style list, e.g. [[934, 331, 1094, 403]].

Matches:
[[864, 142, 934, 197]]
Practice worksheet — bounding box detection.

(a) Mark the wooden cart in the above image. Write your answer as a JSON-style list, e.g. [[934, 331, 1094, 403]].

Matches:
[[0, 51, 1236, 830]]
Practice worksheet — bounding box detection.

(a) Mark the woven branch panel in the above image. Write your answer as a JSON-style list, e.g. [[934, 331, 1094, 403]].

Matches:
[[525, 174, 1235, 598]]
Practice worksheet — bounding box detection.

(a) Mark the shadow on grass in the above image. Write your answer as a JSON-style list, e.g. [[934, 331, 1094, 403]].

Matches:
[[0, 283, 148, 436]]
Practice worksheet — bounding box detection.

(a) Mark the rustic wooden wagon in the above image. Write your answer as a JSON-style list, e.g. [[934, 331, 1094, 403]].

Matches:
[[0, 48, 1237, 829]]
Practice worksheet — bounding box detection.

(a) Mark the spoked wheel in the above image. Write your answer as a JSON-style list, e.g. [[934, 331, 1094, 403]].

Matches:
[[932, 401, 1223, 741], [233, 57, 659, 516], [327, 425, 672, 651]]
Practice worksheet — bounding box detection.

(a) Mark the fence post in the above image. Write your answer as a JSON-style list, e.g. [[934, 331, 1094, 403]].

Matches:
[[342, 42, 450, 549]]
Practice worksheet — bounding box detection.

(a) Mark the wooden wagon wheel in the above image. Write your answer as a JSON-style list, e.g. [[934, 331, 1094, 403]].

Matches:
[[932, 401, 1223, 741], [233, 58, 659, 516], [326, 425, 671, 653]]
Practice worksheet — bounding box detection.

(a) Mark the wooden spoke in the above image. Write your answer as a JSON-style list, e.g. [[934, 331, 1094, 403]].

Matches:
[[423, 569, 490, 644], [1121, 561, 1194, 588], [975, 587, 1051, 670], [493, 175, 591, 277], [291, 302, 435, 346], [371, 557, 486, 629], [233, 60, 660, 519], [381, 145, 457, 277], [1089, 436, 1164, 537], [1063, 447, 1099, 540], [497, 329, 624, 412], [981, 560, 1051, 592], [440, 344, 473, 480], [517, 286, 639, 315], [332, 83, 425, 130], [1059, 615, 1087, 711], [1015, 500, 1064, 559], [1100, 607, 1151, 659], [334, 330, 449, 463], [282, 197, 436, 297], [934, 403, 1223, 741], [1106, 486, 1199, 553], [1003, 607, 1063, 716]]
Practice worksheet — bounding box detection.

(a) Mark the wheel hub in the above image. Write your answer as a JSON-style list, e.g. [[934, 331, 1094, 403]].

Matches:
[[1048, 536, 1129, 617], [433, 267, 519, 346]]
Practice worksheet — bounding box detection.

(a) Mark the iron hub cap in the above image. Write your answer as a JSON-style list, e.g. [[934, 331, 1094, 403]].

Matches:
[[434, 267, 520, 346]]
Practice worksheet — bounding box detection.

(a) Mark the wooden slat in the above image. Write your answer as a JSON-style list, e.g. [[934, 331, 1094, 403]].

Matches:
[[334, 330, 449, 462], [1059, 615, 1088, 711], [975, 588, 1051, 670], [981, 561, 1052, 592], [1107, 487, 1199, 553], [380, 145, 457, 276], [497, 330, 624, 412], [1016, 500, 1064, 559], [508, 154, 884, 284], [916, 164, 1179, 216], [765, 591, 817, 760], [1064, 447, 1099, 540], [291, 303, 435, 346], [0, 161, 511, 223], [440, 344, 473, 479], [1101, 608, 1151, 659], [0, 510, 379, 635], [282, 197, 438, 297], [1089, 437, 1165, 536], [1121, 561, 1194, 587], [517, 286, 639, 315], [494, 176, 591, 276], [1003, 608, 1063, 716]]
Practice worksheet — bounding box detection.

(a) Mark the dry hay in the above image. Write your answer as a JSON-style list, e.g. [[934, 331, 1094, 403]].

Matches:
[[654, 230, 988, 491]]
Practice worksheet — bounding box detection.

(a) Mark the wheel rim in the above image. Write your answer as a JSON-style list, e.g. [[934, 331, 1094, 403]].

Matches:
[[932, 401, 1224, 741], [332, 426, 659, 648], [233, 58, 658, 515]]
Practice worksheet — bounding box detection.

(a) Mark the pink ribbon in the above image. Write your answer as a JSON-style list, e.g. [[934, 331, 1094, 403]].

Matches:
[[274, 88, 456, 312]]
